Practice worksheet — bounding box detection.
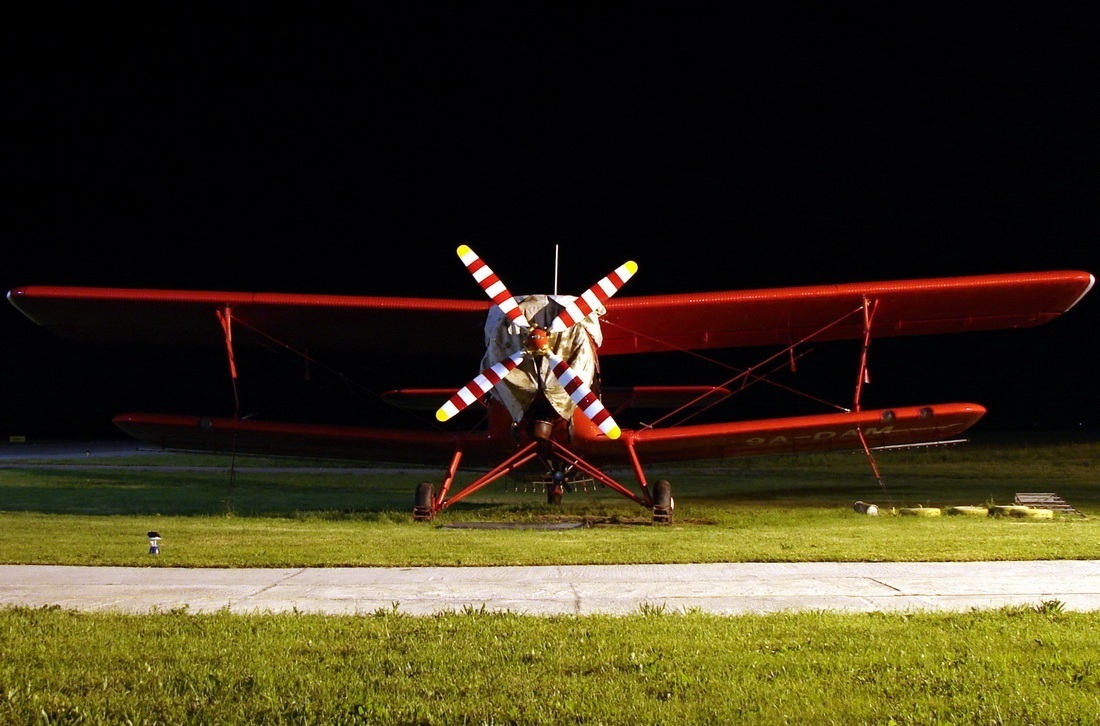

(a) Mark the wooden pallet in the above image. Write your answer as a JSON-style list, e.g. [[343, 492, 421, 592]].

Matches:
[[1014, 492, 1086, 518]]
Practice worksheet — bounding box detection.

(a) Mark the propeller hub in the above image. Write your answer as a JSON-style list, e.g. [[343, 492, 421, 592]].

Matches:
[[526, 327, 551, 354]]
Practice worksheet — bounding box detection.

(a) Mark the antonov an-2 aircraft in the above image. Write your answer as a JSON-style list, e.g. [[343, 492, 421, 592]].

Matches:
[[7, 246, 1093, 523]]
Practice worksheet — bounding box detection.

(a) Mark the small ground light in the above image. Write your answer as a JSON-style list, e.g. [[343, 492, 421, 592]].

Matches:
[[148, 531, 161, 555]]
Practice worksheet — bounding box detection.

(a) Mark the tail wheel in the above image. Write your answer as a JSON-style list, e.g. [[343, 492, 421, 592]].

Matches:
[[652, 479, 673, 525], [413, 481, 435, 521], [548, 469, 566, 505]]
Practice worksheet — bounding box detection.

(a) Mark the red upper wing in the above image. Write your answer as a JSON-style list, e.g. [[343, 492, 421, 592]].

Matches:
[[7, 270, 1092, 355], [6, 287, 490, 353], [599, 270, 1094, 355]]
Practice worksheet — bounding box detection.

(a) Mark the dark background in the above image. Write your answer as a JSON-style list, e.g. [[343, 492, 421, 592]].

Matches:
[[3, 5, 1097, 441]]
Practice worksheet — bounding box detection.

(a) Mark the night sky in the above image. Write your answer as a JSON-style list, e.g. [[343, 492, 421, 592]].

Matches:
[[4, 5, 1097, 440]]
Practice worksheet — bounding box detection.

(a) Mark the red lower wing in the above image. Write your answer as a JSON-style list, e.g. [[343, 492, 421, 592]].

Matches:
[[576, 402, 986, 465], [112, 413, 504, 466], [115, 402, 984, 469]]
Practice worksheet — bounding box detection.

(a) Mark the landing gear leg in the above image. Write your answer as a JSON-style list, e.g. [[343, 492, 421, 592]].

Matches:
[[651, 479, 673, 525]]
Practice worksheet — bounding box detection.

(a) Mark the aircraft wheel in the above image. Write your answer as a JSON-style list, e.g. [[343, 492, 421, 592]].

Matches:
[[413, 481, 435, 521], [652, 479, 673, 525], [547, 485, 563, 506]]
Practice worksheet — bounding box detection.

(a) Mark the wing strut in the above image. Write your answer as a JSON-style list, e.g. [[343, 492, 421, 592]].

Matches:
[[215, 306, 242, 419], [641, 304, 868, 429], [852, 296, 877, 412], [849, 297, 893, 503], [214, 305, 245, 505]]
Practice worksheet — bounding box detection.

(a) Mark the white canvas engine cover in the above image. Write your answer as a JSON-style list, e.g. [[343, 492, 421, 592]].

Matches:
[[483, 294, 603, 423]]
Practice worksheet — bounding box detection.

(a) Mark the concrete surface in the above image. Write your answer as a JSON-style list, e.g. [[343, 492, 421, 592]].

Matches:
[[4, 560, 1100, 616]]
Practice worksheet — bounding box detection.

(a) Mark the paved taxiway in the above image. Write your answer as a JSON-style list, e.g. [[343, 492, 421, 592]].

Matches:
[[5, 561, 1100, 616]]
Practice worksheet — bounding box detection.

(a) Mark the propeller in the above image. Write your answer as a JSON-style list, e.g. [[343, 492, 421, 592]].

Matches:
[[546, 351, 621, 439], [437, 245, 636, 440], [457, 244, 530, 328], [549, 260, 638, 332], [436, 350, 526, 423]]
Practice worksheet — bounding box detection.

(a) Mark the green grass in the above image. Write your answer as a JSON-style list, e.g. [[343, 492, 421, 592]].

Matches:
[[1, 433, 1098, 566], [4, 603, 1100, 724], [2, 433, 1099, 724]]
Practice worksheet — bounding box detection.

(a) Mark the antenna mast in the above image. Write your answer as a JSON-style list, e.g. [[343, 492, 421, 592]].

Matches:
[[553, 245, 559, 296]]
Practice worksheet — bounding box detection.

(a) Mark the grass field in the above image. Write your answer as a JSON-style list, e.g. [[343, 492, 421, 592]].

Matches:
[[2, 432, 1099, 723], [1, 432, 1097, 567]]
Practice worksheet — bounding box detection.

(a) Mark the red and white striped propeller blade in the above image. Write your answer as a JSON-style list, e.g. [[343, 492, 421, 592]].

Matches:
[[547, 353, 621, 439], [549, 260, 638, 332], [457, 244, 530, 328], [436, 351, 526, 422]]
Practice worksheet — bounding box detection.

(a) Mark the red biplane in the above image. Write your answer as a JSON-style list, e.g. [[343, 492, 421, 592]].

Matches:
[[7, 247, 1093, 523]]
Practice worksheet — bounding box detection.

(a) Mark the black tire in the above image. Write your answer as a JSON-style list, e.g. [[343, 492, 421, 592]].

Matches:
[[651, 479, 673, 524], [414, 481, 435, 521], [652, 480, 672, 508]]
